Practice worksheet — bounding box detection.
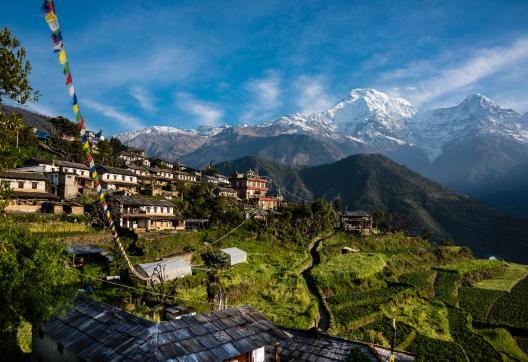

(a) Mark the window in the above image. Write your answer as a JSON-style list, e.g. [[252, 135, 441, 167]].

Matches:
[[18, 181, 24, 189], [57, 343, 64, 354], [121, 175, 125, 180], [38, 328, 44, 339], [113, 175, 117, 180]]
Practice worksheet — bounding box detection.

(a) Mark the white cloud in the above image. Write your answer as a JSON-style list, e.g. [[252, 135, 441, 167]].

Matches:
[[241, 71, 281, 121], [293, 75, 335, 114], [84, 99, 145, 130], [131, 87, 155, 112], [175, 92, 223, 126], [379, 38, 528, 108]]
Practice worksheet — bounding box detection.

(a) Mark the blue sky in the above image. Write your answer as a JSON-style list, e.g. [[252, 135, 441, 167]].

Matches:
[[3, 0, 528, 135]]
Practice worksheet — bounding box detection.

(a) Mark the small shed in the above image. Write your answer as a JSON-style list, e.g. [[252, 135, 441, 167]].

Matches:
[[220, 247, 247, 266], [67, 245, 113, 266], [137, 254, 192, 282]]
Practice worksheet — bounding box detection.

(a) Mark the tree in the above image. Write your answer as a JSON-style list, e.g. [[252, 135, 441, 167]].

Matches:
[[0, 220, 76, 354], [0, 179, 13, 213], [0, 27, 40, 169], [0, 27, 38, 104], [202, 251, 229, 309]]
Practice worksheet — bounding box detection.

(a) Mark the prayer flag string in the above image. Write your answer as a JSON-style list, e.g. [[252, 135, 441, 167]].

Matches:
[[41, 0, 146, 280]]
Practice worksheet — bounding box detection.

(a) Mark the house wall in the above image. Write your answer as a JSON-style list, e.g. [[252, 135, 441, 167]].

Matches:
[[4, 179, 47, 192], [32, 327, 78, 362], [5, 204, 41, 214]]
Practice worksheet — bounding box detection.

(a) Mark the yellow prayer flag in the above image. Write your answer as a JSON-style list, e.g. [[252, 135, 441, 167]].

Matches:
[[73, 104, 79, 113], [45, 12, 57, 24], [58, 49, 67, 64]]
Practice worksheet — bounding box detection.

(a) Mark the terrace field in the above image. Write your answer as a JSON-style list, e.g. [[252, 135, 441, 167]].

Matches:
[[12, 215, 528, 361]]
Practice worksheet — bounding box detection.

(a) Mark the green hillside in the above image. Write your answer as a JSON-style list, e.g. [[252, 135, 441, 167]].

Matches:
[[216, 155, 528, 263]]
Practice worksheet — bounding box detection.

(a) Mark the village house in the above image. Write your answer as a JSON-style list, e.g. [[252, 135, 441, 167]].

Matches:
[[17, 158, 60, 173], [174, 170, 198, 183], [127, 164, 151, 183], [97, 166, 140, 195], [336, 211, 374, 235], [33, 296, 290, 362], [230, 169, 278, 210], [201, 174, 219, 184], [149, 167, 174, 184], [19, 159, 95, 199], [151, 159, 174, 169], [214, 186, 239, 198], [216, 174, 230, 185], [0, 170, 58, 213], [118, 148, 150, 167], [111, 195, 184, 232]]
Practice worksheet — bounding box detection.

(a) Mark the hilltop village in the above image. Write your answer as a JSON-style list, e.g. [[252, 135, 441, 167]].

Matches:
[[3, 118, 528, 362]]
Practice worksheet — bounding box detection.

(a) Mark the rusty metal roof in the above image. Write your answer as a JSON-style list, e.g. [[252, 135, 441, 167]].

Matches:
[[42, 296, 289, 361]]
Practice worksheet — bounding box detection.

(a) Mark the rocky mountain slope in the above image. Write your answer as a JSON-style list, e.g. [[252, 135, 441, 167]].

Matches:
[[215, 155, 528, 263], [118, 88, 528, 216]]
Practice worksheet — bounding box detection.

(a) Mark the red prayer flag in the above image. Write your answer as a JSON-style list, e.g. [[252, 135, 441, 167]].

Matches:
[[65, 73, 72, 85]]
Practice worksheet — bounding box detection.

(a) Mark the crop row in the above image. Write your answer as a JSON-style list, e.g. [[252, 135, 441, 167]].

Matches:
[[458, 286, 505, 322], [488, 277, 528, 329]]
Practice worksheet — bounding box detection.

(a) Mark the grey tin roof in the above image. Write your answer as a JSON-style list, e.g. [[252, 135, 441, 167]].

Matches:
[[275, 328, 415, 362], [42, 296, 289, 361]]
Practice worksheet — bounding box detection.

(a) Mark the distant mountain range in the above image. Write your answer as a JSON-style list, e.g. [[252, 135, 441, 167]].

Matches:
[[117, 89, 528, 216], [215, 155, 528, 263]]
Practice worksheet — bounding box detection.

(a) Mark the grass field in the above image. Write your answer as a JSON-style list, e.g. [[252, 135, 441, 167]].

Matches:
[[313, 252, 387, 281], [381, 296, 452, 341], [476, 328, 528, 362], [473, 263, 528, 292], [437, 259, 504, 274]]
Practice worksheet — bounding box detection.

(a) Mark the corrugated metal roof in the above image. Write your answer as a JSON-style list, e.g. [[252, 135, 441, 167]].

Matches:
[[42, 296, 289, 361]]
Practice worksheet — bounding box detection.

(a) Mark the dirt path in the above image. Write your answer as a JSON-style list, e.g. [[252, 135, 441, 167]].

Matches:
[[301, 236, 332, 332]]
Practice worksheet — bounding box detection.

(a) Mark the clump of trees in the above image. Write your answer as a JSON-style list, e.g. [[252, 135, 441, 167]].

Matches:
[[0, 220, 76, 355], [270, 199, 335, 245]]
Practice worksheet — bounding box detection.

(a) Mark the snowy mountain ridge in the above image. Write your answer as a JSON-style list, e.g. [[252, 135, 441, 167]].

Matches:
[[117, 88, 528, 163]]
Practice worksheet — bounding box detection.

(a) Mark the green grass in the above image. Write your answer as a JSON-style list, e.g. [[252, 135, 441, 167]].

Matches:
[[447, 308, 502, 361], [169, 231, 318, 329], [28, 221, 92, 233], [488, 277, 528, 329], [381, 296, 452, 341], [473, 263, 528, 292], [408, 332, 467, 362], [313, 252, 387, 282], [437, 259, 504, 274], [476, 328, 528, 362], [434, 271, 460, 306], [458, 287, 505, 322]]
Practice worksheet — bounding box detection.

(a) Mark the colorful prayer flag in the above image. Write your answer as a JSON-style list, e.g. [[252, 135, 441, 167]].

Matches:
[[58, 48, 67, 64]]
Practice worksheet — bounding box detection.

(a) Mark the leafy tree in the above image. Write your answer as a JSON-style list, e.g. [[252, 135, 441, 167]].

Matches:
[[202, 167, 218, 176], [0, 220, 76, 355], [202, 251, 229, 308], [0, 179, 13, 213], [0, 27, 38, 104], [0, 27, 41, 168]]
